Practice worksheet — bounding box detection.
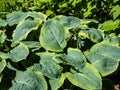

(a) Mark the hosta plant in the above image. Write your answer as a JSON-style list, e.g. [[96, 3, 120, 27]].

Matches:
[[0, 11, 119, 90]]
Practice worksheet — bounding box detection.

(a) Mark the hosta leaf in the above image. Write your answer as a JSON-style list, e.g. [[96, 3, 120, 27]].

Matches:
[[55, 16, 98, 29], [22, 41, 41, 48], [12, 20, 39, 43], [0, 19, 7, 27], [79, 28, 103, 43], [9, 71, 47, 90], [61, 48, 86, 72], [65, 63, 102, 90], [6, 11, 28, 26], [28, 12, 47, 21], [0, 30, 7, 43], [0, 58, 6, 73], [56, 16, 81, 29], [85, 42, 120, 76], [9, 43, 29, 62], [49, 74, 65, 90], [34, 52, 62, 79], [40, 19, 69, 52]]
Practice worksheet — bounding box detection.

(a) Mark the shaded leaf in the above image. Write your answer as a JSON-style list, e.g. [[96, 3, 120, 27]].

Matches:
[[40, 19, 69, 52], [9, 71, 47, 90], [9, 43, 29, 62], [65, 63, 102, 90], [85, 42, 120, 76], [61, 48, 86, 72], [49, 74, 65, 90]]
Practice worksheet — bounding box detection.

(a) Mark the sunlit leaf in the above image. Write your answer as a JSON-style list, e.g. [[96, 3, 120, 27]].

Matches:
[[40, 19, 69, 52]]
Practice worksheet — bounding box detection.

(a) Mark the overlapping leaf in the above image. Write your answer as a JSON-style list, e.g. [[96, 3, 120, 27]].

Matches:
[[61, 48, 86, 72], [9, 43, 29, 62], [79, 28, 103, 43], [85, 42, 120, 76], [9, 71, 47, 90], [34, 52, 62, 79], [12, 20, 39, 43], [49, 74, 65, 90], [65, 63, 102, 90]]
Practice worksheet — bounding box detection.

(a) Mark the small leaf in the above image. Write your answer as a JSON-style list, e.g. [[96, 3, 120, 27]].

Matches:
[[40, 19, 69, 52], [0, 19, 7, 27], [85, 42, 120, 76], [6, 11, 28, 26], [65, 63, 102, 90], [0, 30, 7, 43], [100, 20, 119, 31], [49, 74, 65, 90], [12, 20, 39, 43], [0, 58, 6, 73], [61, 48, 86, 72], [9, 43, 29, 62], [9, 71, 47, 90]]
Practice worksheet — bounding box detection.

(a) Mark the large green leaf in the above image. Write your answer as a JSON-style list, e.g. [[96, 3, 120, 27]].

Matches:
[[9, 71, 47, 90], [9, 43, 29, 62], [79, 28, 103, 43], [6, 11, 28, 26], [40, 19, 69, 52], [0, 58, 6, 73], [12, 20, 39, 43], [34, 52, 62, 79], [65, 63, 102, 90], [61, 48, 86, 72], [49, 74, 65, 90], [85, 42, 120, 76]]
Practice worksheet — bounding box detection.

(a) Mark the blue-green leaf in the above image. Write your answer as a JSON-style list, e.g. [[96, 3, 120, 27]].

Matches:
[[85, 42, 120, 76], [40, 19, 69, 52], [65, 63, 102, 90], [9, 43, 29, 62], [12, 20, 39, 43], [61, 48, 86, 72], [9, 71, 47, 90], [49, 74, 65, 90]]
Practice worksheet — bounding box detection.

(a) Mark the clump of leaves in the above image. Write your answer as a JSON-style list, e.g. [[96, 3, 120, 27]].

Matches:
[[0, 11, 119, 90]]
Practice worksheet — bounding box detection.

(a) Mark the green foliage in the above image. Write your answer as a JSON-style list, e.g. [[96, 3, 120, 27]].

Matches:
[[0, 0, 120, 90]]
